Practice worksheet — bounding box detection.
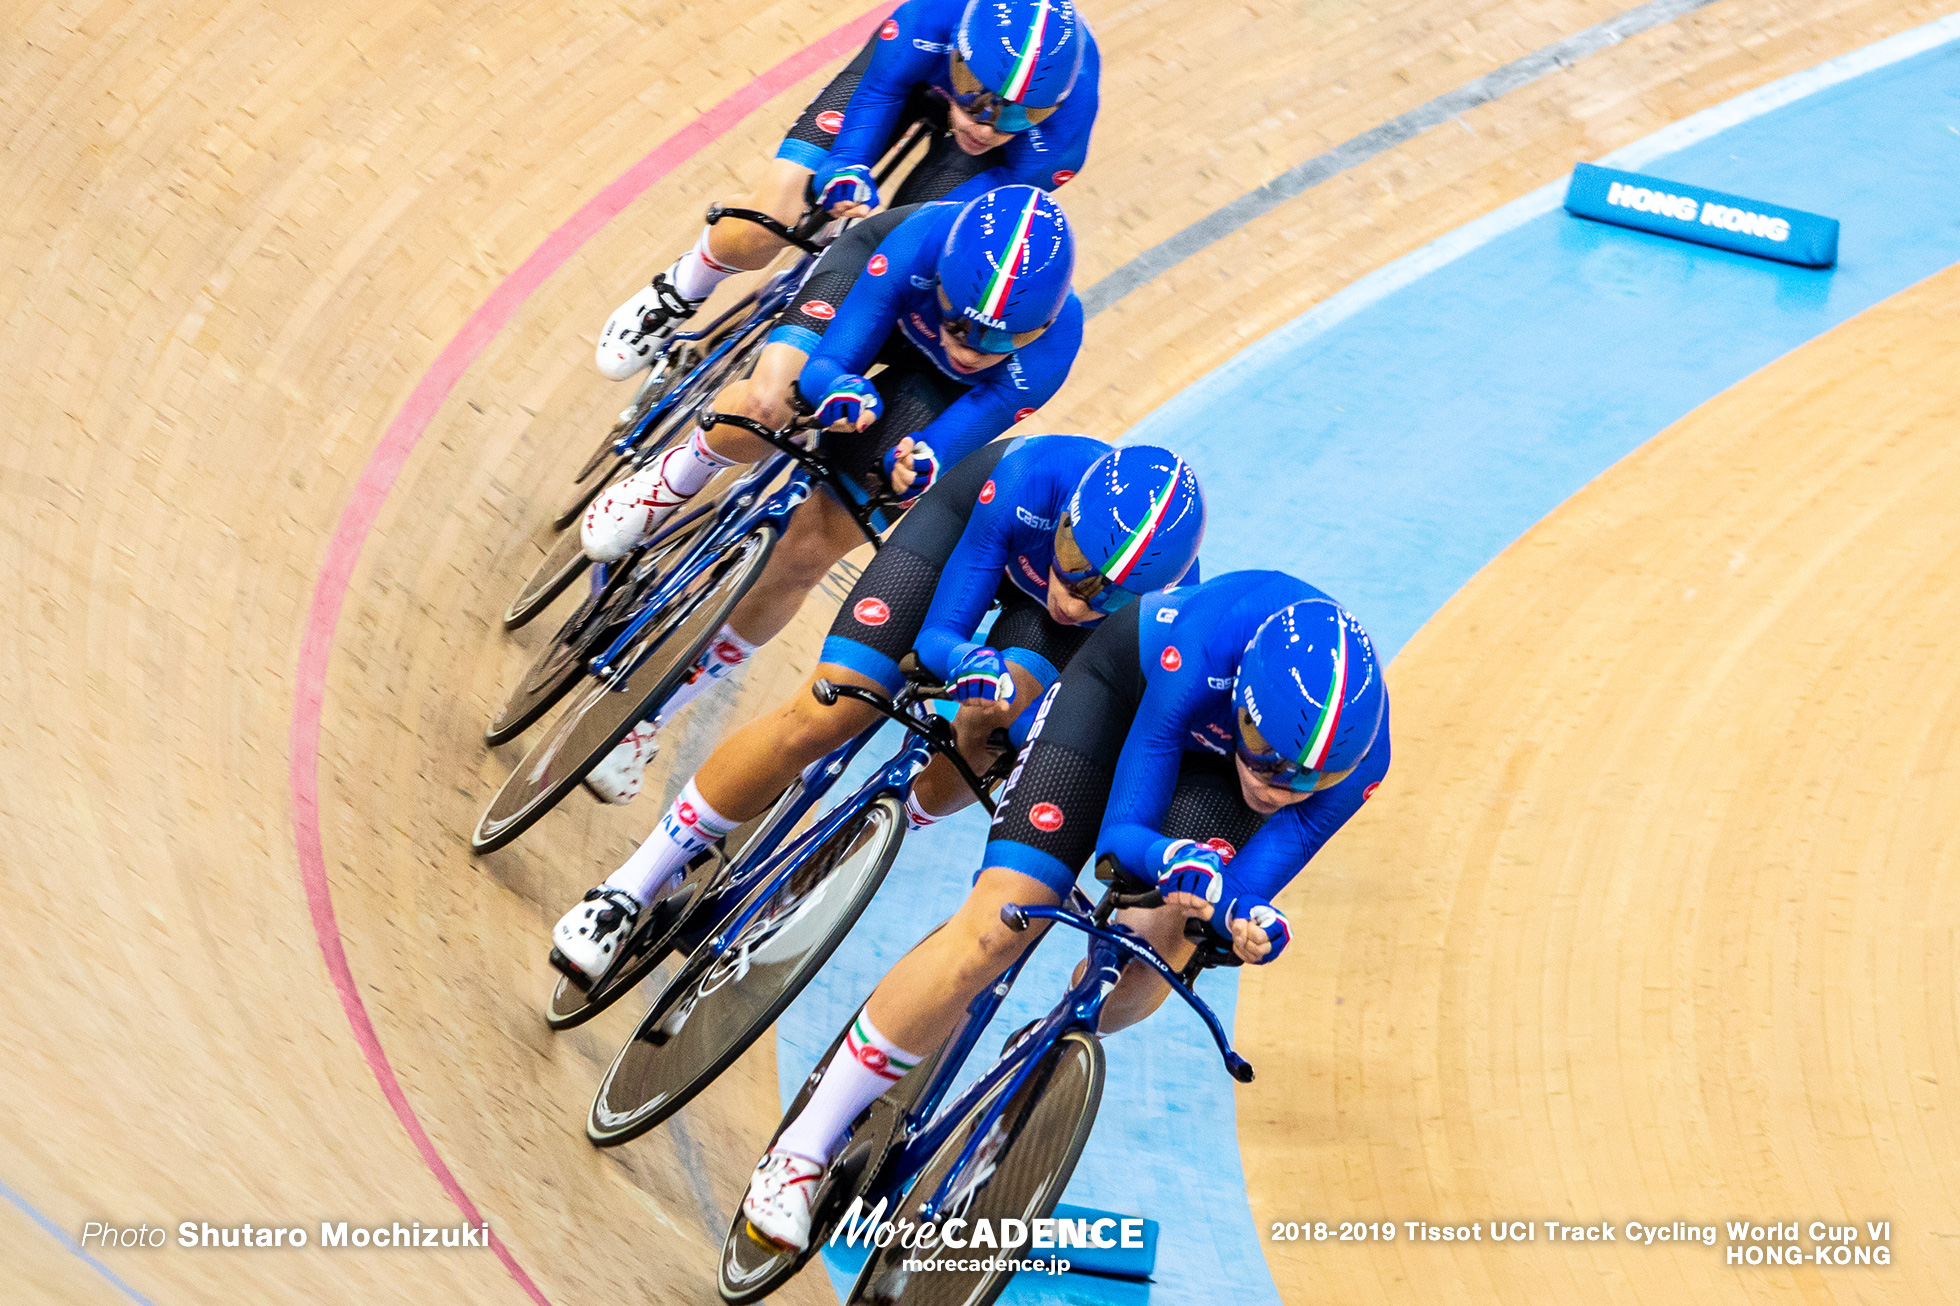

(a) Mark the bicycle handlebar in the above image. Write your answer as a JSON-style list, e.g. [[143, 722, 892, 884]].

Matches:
[[809, 659, 1000, 814], [697, 410, 895, 552], [998, 902, 1255, 1084]]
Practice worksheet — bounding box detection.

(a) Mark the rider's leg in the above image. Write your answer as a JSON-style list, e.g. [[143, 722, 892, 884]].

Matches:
[[773, 867, 1061, 1163], [722, 490, 871, 647], [580, 342, 806, 563]]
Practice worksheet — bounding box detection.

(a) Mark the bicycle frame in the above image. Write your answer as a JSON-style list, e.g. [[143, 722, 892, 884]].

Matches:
[[640, 692, 971, 1031], [873, 895, 1254, 1226]]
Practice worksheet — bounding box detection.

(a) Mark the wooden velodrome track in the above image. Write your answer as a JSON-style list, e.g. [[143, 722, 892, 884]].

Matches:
[[4, 1, 1954, 1303]]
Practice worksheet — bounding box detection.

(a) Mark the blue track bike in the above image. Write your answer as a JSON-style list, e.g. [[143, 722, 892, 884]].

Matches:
[[475, 130, 929, 851], [577, 658, 1015, 1142], [717, 859, 1253, 1306]]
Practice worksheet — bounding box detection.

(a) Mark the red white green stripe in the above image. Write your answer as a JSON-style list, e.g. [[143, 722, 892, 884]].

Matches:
[[1299, 622, 1348, 769], [999, 0, 1053, 102], [1100, 459, 1183, 584], [974, 189, 1042, 324]]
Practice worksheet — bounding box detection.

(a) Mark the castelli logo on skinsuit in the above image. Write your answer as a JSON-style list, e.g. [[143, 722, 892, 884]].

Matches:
[[854, 597, 891, 626], [803, 300, 835, 321], [1363, 781, 1381, 801], [816, 110, 844, 135], [1052, 170, 1075, 186], [1015, 407, 1037, 421], [868, 254, 888, 276], [880, 18, 898, 38], [978, 479, 996, 504], [677, 801, 698, 827], [1204, 837, 1237, 863], [1030, 803, 1065, 832], [857, 1044, 890, 1072], [1160, 646, 1183, 672]]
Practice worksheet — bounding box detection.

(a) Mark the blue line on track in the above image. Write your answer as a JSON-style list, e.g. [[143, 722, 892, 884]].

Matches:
[[782, 18, 1960, 1303], [1, 1177, 164, 1306]]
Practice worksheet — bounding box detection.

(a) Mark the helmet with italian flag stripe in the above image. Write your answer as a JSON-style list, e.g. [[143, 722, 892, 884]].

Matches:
[[1055, 445, 1205, 612], [1232, 599, 1384, 793], [936, 185, 1075, 339], [955, 0, 1084, 110]]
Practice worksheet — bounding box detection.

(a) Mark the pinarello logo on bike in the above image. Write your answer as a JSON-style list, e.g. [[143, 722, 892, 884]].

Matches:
[[803, 300, 836, 321], [816, 110, 844, 135], [1160, 646, 1183, 672], [1052, 170, 1076, 186], [978, 479, 996, 503], [854, 597, 891, 626], [1018, 555, 1046, 588], [1014, 407, 1036, 421], [880, 17, 898, 38], [1030, 802, 1065, 832], [1204, 837, 1237, 863], [867, 253, 888, 276]]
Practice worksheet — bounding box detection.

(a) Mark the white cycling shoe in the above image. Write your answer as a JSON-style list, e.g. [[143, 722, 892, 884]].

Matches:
[[596, 272, 701, 381], [741, 1149, 826, 1252], [583, 720, 659, 804], [550, 887, 642, 985], [581, 460, 692, 562]]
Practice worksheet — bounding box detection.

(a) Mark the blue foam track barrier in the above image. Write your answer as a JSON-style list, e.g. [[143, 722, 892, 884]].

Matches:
[[1564, 161, 1840, 266]]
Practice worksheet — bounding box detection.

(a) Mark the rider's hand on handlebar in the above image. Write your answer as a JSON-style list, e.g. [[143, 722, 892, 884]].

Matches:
[[817, 374, 881, 432], [883, 438, 940, 500], [1222, 895, 1291, 964], [817, 163, 880, 219], [1153, 838, 1226, 920]]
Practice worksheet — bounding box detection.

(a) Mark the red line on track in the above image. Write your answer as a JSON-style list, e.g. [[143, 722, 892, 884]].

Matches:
[[286, 8, 894, 1303]]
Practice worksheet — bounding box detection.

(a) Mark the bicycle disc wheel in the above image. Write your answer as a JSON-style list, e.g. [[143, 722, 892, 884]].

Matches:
[[586, 793, 907, 1147], [470, 526, 776, 854], [847, 1031, 1106, 1306]]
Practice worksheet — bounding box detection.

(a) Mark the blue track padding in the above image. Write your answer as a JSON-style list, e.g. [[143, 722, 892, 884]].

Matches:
[[779, 26, 1960, 1305], [1566, 162, 1840, 265]]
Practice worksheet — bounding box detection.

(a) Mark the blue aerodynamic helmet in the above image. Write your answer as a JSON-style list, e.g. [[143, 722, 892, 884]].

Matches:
[[953, 0, 1085, 120], [935, 185, 1075, 352], [1232, 599, 1384, 793], [1054, 446, 1205, 615]]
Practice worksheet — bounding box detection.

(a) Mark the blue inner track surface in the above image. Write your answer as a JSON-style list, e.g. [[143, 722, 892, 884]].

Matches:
[[780, 33, 1960, 1304]]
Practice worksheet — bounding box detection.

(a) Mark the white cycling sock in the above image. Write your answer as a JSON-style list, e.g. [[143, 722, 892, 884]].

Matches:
[[653, 426, 741, 502], [604, 777, 740, 906], [775, 1008, 922, 1165], [656, 624, 758, 722], [903, 790, 944, 830], [667, 227, 741, 303]]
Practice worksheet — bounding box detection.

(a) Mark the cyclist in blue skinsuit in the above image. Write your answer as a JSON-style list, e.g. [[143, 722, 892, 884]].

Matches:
[[595, 0, 1097, 380], [576, 185, 1084, 804], [739, 570, 1391, 1251], [553, 436, 1206, 990]]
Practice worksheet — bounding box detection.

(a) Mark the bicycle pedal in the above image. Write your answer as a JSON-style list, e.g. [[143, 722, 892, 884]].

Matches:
[[548, 947, 594, 993], [742, 1219, 790, 1253]]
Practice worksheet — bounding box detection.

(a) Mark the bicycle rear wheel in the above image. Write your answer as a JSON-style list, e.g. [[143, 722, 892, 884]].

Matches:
[[847, 1031, 1105, 1306], [586, 793, 907, 1147], [489, 516, 712, 743], [471, 525, 776, 854]]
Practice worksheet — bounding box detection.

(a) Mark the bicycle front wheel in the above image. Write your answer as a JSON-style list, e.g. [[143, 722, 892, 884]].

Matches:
[[847, 1031, 1105, 1306], [471, 526, 775, 854], [586, 793, 908, 1147]]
